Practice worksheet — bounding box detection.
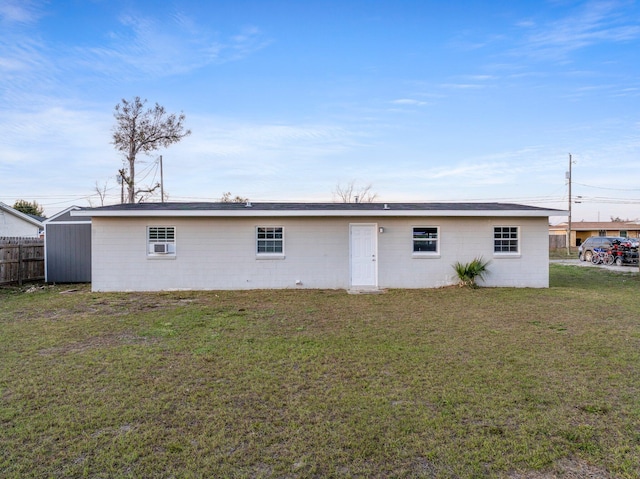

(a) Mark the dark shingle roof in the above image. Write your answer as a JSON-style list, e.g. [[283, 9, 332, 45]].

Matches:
[[71, 201, 566, 219], [83, 201, 561, 213]]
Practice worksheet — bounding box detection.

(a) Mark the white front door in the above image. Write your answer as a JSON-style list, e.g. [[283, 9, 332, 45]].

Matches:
[[350, 224, 377, 288]]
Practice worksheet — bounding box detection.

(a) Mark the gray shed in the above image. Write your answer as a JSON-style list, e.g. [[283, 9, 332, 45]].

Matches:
[[44, 206, 91, 283]]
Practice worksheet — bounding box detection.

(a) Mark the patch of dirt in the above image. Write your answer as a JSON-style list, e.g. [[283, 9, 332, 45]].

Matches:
[[508, 457, 618, 479]]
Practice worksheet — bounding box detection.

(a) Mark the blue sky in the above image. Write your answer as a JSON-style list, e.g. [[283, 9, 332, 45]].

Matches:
[[1, 0, 639, 222]]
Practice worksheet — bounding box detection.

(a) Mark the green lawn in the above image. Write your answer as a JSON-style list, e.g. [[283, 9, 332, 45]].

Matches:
[[1, 264, 639, 478]]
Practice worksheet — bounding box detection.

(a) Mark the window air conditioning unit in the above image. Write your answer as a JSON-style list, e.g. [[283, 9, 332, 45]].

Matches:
[[153, 243, 169, 254]]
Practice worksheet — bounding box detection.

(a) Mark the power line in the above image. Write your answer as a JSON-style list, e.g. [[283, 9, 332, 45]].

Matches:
[[574, 182, 640, 192], [576, 197, 640, 204]]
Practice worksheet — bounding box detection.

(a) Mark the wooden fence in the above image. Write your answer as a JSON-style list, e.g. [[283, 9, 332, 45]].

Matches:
[[549, 235, 567, 250], [0, 237, 45, 285]]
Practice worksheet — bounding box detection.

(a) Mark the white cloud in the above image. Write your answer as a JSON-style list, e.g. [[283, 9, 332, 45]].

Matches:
[[517, 1, 640, 60], [79, 14, 270, 79], [0, 18, 56, 106], [0, 0, 44, 24], [439, 83, 485, 90], [172, 117, 361, 172], [0, 104, 115, 208], [391, 99, 427, 106]]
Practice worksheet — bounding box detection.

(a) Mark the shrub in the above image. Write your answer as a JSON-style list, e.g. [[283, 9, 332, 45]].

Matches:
[[452, 257, 491, 288]]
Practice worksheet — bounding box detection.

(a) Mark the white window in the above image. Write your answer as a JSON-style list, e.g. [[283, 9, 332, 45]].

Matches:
[[413, 227, 439, 254], [148, 226, 176, 256], [256, 227, 284, 255], [494, 226, 518, 253]]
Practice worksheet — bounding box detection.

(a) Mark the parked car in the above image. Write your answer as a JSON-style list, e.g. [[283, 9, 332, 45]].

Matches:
[[624, 237, 640, 248], [578, 236, 627, 262]]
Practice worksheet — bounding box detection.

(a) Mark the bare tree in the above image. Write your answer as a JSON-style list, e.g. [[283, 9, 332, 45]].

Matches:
[[88, 180, 110, 207], [112, 97, 191, 203], [220, 192, 249, 203], [333, 180, 378, 203], [610, 216, 631, 222]]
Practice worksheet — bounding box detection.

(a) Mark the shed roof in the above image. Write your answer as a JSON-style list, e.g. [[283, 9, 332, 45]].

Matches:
[[72, 202, 566, 218], [44, 206, 91, 224]]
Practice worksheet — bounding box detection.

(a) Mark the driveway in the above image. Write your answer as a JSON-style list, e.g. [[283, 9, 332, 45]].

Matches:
[[551, 258, 639, 273]]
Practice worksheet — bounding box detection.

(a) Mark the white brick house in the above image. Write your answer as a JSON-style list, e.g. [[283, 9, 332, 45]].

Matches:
[[72, 202, 565, 292]]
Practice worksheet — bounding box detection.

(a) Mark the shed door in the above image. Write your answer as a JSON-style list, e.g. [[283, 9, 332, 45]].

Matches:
[[45, 223, 92, 283], [350, 224, 377, 288]]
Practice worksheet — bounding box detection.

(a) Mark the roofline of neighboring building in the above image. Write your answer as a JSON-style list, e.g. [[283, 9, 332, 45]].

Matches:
[[550, 222, 640, 231], [71, 202, 567, 218], [44, 205, 91, 224], [0, 202, 45, 227]]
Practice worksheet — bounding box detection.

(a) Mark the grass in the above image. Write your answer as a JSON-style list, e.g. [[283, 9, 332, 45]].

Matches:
[[1, 265, 639, 478], [548, 248, 579, 259]]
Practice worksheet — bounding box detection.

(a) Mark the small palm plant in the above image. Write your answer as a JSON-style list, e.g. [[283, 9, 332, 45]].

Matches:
[[452, 257, 491, 288]]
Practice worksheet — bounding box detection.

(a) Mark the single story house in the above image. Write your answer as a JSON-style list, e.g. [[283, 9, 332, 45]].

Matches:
[[44, 206, 92, 283], [550, 221, 640, 247], [72, 202, 566, 292], [0, 202, 44, 238]]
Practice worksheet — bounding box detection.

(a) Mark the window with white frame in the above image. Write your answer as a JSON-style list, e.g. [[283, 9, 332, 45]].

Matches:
[[413, 226, 439, 253], [494, 226, 519, 253], [256, 227, 284, 254], [148, 226, 176, 256]]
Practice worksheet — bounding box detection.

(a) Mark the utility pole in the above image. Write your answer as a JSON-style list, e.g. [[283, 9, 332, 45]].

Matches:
[[117, 170, 125, 204], [159, 155, 164, 203], [566, 154, 573, 256]]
